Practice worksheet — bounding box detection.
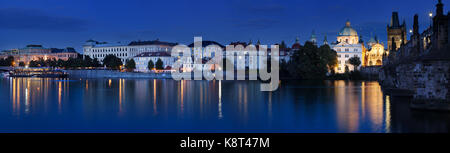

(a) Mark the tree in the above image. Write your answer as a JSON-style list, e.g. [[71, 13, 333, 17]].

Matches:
[[147, 60, 154, 71], [19, 62, 25, 67], [348, 56, 361, 71], [103, 55, 123, 70], [5, 56, 14, 66], [155, 58, 164, 70], [125, 59, 136, 72], [280, 41, 287, 49], [318, 44, 338, 72], [345, 65, 350, 74], [288, 41, 328, 79], [92, 58, 102, 67], [29, 61, 39, 67]]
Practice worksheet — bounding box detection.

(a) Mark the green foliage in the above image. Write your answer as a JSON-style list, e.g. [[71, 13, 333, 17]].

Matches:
[[287, 41, 336, 79], [125, 59, 136, 72], [147, 60, 154, 70], [155, 58, 164, 70], [319, 44, 338, 70], [103, 54, 123, 70]]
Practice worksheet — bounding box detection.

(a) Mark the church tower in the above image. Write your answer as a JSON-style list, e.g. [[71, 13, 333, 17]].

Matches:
[[387, 12, 407, 51]]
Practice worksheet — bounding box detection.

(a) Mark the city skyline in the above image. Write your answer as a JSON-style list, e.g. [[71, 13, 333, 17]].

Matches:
[[0, 0, 442, 52]]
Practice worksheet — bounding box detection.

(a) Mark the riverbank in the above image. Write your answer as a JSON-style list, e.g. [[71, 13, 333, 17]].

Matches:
[[66, 70, 172, 79]]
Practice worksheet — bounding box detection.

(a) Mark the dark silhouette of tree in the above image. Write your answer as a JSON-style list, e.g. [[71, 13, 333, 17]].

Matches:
[[92, 58, 102, 67], [155, 58, 164, 70], [29, 61, 39, 67], [0, 56, 15, 66], [288, 41, 328, 79], [147, 60, 154, 71], [348, 56, 361, 71], [19, 62, 25, 67], [318, 44, 338, 71], [103, 55, 123, 70], [125, 59, 136, 72]]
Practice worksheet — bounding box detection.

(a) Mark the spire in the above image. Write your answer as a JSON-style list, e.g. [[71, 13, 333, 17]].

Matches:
[[248, 39, 253, 45], [323, 35, 328, 45], [413, 14, 419, 35], [437, 0, 444, 16], [310, 30, 317, 44], [256, 40, 261, 45], [390, 12, 400, 28], [295, 37, 299, 43]]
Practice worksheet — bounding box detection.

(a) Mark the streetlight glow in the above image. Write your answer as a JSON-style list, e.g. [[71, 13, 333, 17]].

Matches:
[[429, 12, 433, 17]]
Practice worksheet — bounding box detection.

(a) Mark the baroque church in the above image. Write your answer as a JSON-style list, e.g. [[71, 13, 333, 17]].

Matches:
[[330, 21, 366, 73]]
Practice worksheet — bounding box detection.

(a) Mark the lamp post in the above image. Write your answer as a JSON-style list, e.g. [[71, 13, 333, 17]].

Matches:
[[429, 12, 433, 28]]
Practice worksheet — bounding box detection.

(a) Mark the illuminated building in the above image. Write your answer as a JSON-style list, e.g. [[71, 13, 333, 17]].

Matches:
[[364, 36, 388, 66], [330, 21, 365, 73], [83, 39, 177, 64], [133, 52, 177, 72], [0, 45, 78, 66]]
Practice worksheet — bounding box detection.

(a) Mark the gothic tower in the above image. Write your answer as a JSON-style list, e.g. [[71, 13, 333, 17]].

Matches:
[[387, 12, 407, 51]]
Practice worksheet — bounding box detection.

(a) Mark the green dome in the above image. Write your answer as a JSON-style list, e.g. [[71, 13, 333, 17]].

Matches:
[[338, 21, 358, 36]]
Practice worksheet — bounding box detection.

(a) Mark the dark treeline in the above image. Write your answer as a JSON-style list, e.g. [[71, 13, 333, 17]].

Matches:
[[28, 54, 102, 69], [0, 56, 15, 66], [281, 41, 338, 80]]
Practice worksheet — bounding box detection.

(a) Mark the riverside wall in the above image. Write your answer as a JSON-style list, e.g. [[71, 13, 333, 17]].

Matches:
[[65, 70, 173, 79], [380, 59, 450, 103]]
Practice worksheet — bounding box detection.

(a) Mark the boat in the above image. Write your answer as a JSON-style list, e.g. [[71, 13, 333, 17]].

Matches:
[[1, 72, 9, 78]]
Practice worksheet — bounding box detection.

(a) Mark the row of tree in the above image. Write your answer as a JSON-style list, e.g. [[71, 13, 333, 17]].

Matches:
[[284, 42, 338, 79], [0, 56, 15, 66], [22, 54, 167, 72], [281, 41, 361, 79], [27, 55, 102, 68]]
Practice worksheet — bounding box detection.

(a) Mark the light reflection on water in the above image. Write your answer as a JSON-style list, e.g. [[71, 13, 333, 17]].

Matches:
[[1, 78, 450, 133]]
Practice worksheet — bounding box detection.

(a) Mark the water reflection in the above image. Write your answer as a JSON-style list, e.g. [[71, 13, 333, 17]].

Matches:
[[2, 78, 450, 133]]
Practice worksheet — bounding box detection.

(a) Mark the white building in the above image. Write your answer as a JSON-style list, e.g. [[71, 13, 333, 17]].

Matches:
[[83, 39, 177, 64], [133, 52, 177, 72], [330, 21, 365, 73]]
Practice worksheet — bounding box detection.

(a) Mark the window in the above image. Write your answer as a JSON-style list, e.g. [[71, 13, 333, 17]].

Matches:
[[345, 55, 349, 58], [345, 48, 349, 52]]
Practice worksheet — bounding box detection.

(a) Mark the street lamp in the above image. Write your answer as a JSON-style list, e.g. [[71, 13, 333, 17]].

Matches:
[[429, 12, 433, 28]]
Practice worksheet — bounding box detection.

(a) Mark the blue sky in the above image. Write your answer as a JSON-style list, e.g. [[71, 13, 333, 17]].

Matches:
[[0, 0, 444, 52]]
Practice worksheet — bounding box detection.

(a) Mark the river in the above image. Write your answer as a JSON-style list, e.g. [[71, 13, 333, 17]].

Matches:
[[1, 78, 449, 133]]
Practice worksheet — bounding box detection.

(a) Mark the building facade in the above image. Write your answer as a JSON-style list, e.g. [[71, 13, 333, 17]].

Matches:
[[331, 21, 365, 73], [133, 52, 176, 72], [364, 36, 387, 66], [0, 45, 78, 66], [83, 39, 177, 64]]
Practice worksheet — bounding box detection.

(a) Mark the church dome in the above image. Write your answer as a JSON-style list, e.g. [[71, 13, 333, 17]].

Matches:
[[368, 37, 377, 44], [338, 21, 358, 36], [291, 37, 301, 49]]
